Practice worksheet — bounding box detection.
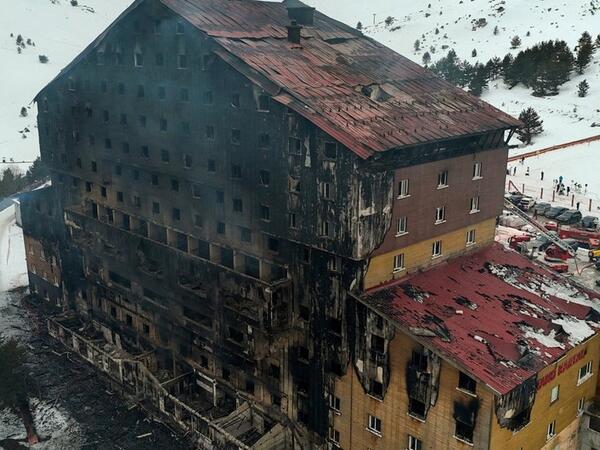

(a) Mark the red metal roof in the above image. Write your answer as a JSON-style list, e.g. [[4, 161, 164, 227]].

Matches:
[[161, 0, 521, 159], [361, 243, 600, 395]]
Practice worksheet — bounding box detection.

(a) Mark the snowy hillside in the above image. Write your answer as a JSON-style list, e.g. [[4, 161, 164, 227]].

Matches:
[[1, 0, 599, 166], [0, 0, 131, 167], [306, 0, 600, 154]]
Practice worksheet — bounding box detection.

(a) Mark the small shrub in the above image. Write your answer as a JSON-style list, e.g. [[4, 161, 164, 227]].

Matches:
[[38, 54, 49, 63]]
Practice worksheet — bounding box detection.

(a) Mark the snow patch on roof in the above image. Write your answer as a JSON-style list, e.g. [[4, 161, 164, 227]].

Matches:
[[552, 317, 595, 346]]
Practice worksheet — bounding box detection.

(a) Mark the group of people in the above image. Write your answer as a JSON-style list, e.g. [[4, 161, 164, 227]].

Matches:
[[553, 176, 588, 196]]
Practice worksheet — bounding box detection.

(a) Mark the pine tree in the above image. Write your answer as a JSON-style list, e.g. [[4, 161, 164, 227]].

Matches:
[[38, 54, 48, 63], [510, 35, 521, 49], [596, 34, 600, 48], [414, 39, 421, 51], [575, 31, 594, 74], [384, 16, 394, 27], [356, 21, 363, 31], [578, 79, 589, 97], [517, 107, 544, 145], [468, 63, 489, 96], [25, 157, 49, 183], [430, 50, 463, 86], [485, 56, 503, 80], [20, 106, 28, 117], [422, 51, 431, 66], [471, 48, 477, 57], [493, 25, 499, 35]]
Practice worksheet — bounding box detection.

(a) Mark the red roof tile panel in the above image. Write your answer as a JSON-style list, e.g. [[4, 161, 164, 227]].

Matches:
[[160, 0, 521, 159], [361, 243, 600, 395]]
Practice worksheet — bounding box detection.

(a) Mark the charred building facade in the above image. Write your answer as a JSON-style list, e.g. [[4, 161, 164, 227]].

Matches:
[[24, 0, 600, 449]]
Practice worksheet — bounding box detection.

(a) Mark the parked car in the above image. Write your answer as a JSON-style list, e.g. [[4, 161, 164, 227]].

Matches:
[[533, 202, 551, 216], [507, 193, 524, 205], [545, 206, 569, 219], [519, 196, 536, 211], [530, 232, 558, 251], [562, 238, 580, 252], [581, 215, 599, 230], [556, 210, 583, 224]]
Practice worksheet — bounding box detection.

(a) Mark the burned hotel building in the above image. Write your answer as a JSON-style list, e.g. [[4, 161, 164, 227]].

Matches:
[[22, 0, 600, 448]]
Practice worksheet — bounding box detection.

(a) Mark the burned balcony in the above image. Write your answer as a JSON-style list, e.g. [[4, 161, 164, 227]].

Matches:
[[65, 206, 290, 291]]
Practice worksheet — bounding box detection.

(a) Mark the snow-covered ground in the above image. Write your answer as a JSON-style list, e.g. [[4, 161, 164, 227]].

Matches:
[[0, 0, 131, 165], [507, 140, 600, 216], [0, 203, 28, 291]]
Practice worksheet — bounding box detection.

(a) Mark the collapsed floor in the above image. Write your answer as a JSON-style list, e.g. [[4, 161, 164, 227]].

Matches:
[[0, 289, 191, 450]]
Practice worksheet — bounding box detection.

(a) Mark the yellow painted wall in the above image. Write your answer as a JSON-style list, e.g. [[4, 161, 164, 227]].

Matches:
[[331, 329, 496, 450], [364, 218, 496, 289], [490, 334, 600, 450], [331, 322, 600, 450]]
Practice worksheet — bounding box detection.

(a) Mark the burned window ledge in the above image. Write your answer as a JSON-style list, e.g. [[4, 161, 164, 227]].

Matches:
[[453, 436, 474, 447], [456, 387, 478, 398]]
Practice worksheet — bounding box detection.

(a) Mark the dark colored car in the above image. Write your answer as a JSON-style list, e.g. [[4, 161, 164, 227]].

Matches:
[[545, 206, 568, 219], [562, 238, 580, 252], [556, 209, 583, 224], [530, 232, 558, 251], [508, 193, 524, 205], [582, 215, 599, 230], [533, 202, 551, 215]]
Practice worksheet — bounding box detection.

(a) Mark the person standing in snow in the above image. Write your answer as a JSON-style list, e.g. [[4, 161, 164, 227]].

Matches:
[[577, 202, 581, 211], [585, 183, 588, 194], [567, 186, 571, 195], [526, 167, 530, 176], [559, 175, 563, 184], [513, 166, 517, 175], [540, 171, 544, 181]]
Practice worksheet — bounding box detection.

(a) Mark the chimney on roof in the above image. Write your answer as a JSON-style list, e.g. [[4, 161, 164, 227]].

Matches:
[[287, 20, 302, 44], [283, 0, 315, 26]]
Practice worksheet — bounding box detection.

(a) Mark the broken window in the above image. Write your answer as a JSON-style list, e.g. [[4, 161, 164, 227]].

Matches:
[[151, 174, 159, 186], [259, 133, 270, 148], [161, 149, 170, 163], [288, 137, 302, 155], [205, 125, 215, 140], [171, 179, 179, 191], [396, 216, 408, 236], [172, 208, 181, 221], [134, 51, 143, 67], [550, 385, 559, 404], [409, 398, 426, 419], [258, 94, 270, 111], [259, 170, 270, 186], [432, 240, 443, 257], [320, 220, 334, 238], [245, 379, 255, 394], [177, 54, 187, 69], [289, 212, 298, 229], [260, 204, 270, 221], [152, 202, 160, 214], [207, 159, 216, 172], [192, 184, 202, 198], [183, 154, 192, 168], [370, 380, 384, 398], [231, 164, 242, 179], [228, 326, 244, 343], [245, 255, 259, 278], [100, 186, 107, 198], [217, 222, 226, 235], [231, 93, 240, 107], [179, 88, 189, 101], [240, 227, 251, 243], [176, 21, 184, 34], [578, 361, 593, 383], [546, 420, 556, 440], [231, 129, 241, 144], [267, 237, 279, 253], [324, 142, 337, 159], [458, 372, 476, 394], [454, 400, 478, 443], [116, 191, 124, 203], [220, 247, 233, 267], [233, 198, 243, 213], [321, 182, 333, 200]]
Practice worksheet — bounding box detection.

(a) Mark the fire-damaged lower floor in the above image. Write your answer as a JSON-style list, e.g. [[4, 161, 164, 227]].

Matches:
[[46, 315, 293, 450]]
